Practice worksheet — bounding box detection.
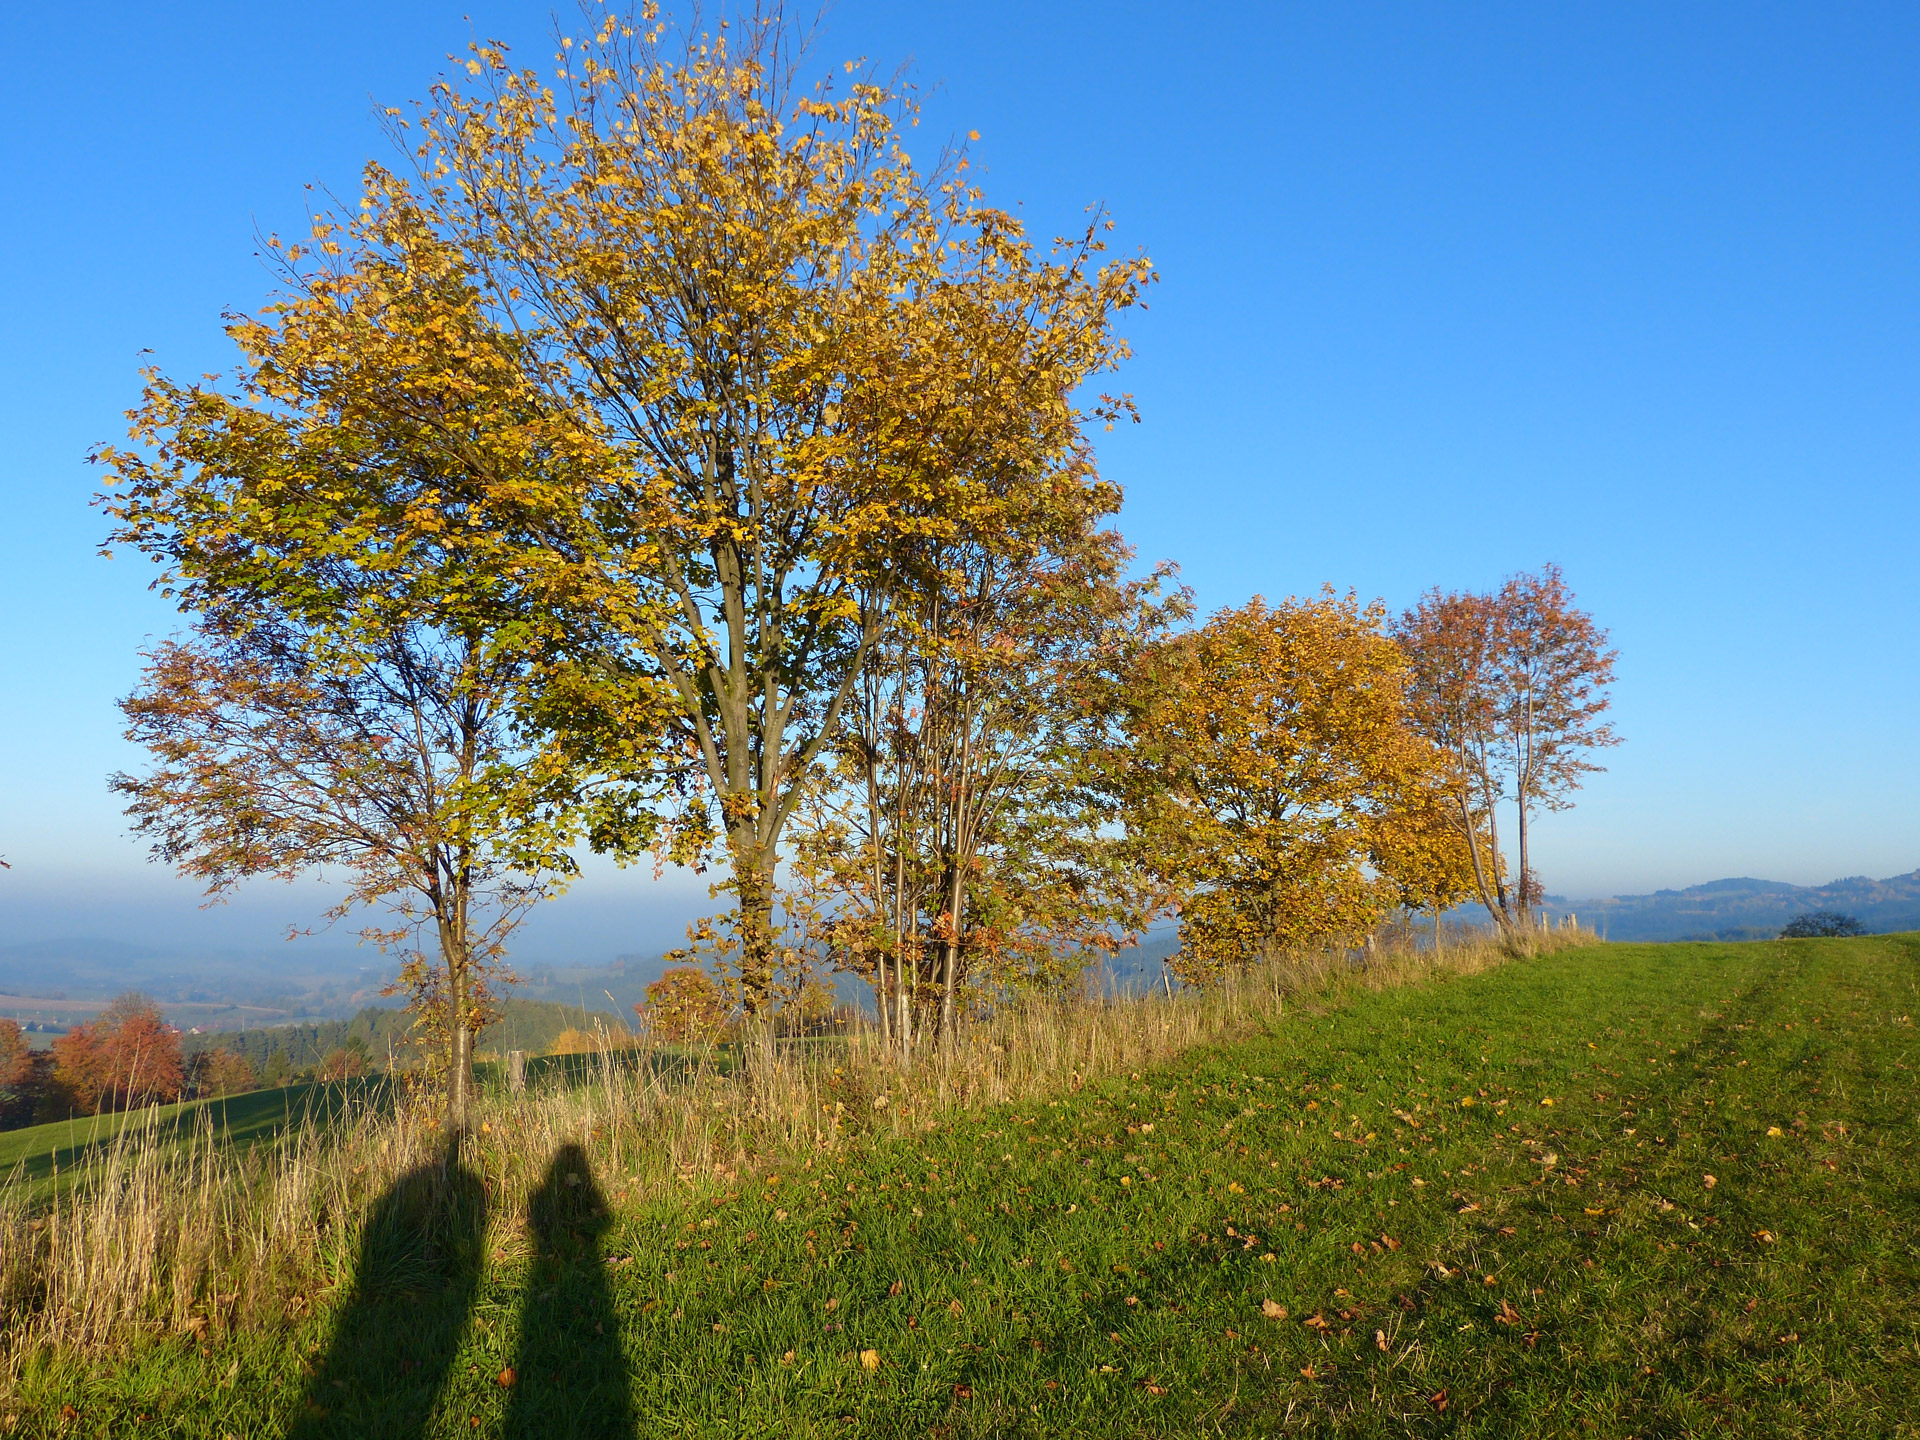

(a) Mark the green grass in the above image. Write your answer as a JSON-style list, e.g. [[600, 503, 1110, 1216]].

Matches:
[[8, 935, 1919, 1437]]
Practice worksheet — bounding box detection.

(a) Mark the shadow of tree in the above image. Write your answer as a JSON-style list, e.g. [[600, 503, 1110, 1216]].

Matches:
[[505, 1142, 633, 1437], [286, 1134, 487, 1439]]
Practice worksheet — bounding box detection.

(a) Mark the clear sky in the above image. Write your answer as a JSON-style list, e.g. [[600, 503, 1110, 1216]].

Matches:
[[2, 2, 1916, 964]]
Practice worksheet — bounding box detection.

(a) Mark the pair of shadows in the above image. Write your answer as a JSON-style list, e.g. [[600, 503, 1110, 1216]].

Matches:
[[286, 1141, 631, 1438]]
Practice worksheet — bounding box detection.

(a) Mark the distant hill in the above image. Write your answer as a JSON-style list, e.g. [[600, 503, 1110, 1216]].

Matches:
[[0, 937, 391, 1019], [1546, 869, 1920, 942], [0, 940, 672, 1034]]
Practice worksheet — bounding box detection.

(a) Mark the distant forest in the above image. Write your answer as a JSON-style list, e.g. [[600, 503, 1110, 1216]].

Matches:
[[182, 997, 626, 1074]]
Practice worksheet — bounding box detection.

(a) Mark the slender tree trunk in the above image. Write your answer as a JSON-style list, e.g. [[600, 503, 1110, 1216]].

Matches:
[[896, 941, 914, 1063], [939, 857, 963, 1047], [1516, 797, 1531, 931], [439, 911, 471, 1134], [1432, 902, 1441, 953]]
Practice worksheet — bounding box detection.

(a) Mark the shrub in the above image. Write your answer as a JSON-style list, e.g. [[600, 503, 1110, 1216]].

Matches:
[[191, 1048, 258, 1098], [635, 966, 727, 1046], [317, 1048, 366, 1081], [546, 1028, 599, 1057], [1780, 910, 1867, 939]]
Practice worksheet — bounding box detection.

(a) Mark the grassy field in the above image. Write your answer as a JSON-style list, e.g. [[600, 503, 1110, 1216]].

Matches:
[[5, 934, 1917, 1437], [0, 1080, 392, 1198]]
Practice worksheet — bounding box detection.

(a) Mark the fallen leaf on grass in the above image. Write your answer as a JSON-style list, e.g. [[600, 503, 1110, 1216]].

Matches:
[[1753, 1230, 1776, 1243], [1703, 1175, 1717, 1189], [495, 1368, 516, 1388], [1766, 1126, 1785, 1138], [1381, 1234, 1402, 1251], [860, 1350, 881, 1371], [1262, 1299, 1287, 1319], [1429, 1389, 1449, 1411], [1495, 1299, 1522, 1326], [952, 1383, 973, 1400], [1144, 1382, 1168, 1396], [1375, 1329, 1388, 1351]]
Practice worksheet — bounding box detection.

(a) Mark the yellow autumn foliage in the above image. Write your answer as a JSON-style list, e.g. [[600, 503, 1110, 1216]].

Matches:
[[1130, 591, 1457, 981]]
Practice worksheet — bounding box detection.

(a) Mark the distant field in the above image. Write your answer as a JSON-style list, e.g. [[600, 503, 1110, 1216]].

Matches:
[[0, 1080, 391, 1198], [7, 935, 1918, 1437]]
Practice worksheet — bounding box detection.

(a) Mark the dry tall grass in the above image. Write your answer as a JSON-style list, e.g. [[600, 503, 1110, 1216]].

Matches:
[[0, 924, 1594, 1372]]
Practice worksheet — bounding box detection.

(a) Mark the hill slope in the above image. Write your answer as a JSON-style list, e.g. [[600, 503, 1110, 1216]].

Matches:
[[1550, 868, 1920, 940]]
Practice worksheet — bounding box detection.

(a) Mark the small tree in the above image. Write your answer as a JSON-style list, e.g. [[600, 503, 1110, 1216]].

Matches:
[[1395, 565, 1617, 936], [789, 515, 1184, 1056], [1780, 910, 1866, 939], [97, 192, 617, 1131], [1128, 592, 1446, 983]]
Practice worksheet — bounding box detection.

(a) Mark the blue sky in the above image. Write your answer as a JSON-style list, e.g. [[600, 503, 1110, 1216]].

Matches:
[[2, 2, 1916, 962]]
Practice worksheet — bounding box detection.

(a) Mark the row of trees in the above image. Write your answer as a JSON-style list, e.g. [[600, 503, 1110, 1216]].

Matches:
[[0, 1000, 258, 1127], [96, 7, 1617, 1123]]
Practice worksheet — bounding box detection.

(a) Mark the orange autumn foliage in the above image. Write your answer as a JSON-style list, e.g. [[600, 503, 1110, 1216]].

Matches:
[[49, 995, 185, 1115]]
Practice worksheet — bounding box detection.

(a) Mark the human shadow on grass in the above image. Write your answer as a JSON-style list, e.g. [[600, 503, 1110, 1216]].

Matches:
[[504, 1143, 634, 1437], [286, 1134, 487, 1439]]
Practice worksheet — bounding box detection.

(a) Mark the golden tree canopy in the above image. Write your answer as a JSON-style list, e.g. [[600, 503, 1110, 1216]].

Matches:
[[1130, 591, 1450, 982]]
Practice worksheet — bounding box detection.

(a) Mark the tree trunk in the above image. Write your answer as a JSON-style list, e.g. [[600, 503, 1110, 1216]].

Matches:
[[938, 860, 963, 1047], [895, 943, 913, 1063], [730, 835, 779, 1017], [445, 942, 471, 1133], [1516, 799, 1531, 931]]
